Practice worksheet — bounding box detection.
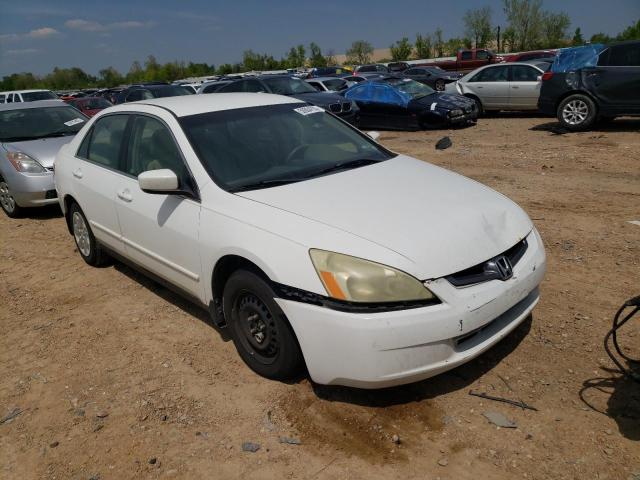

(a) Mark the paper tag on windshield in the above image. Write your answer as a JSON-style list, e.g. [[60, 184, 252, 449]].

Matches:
[[293, 105, 324, 116], [430, 102, 437, 111], [64, 118, 85, 127]]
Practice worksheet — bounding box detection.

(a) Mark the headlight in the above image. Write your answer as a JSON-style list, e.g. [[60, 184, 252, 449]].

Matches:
[[449, 109, 463, 117], [6, 152, 46, 173], [309, 249, 436, 303]]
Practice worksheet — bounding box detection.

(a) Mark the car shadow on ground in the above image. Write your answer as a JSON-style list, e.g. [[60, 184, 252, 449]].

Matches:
[[111, 260, 231, 342], [530, 118, 640, 134], [310, 315, 533, 407], [12, 204, 63, 220], [579, 370, 640, 441]]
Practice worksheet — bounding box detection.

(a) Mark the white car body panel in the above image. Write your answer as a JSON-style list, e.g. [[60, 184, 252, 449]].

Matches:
[[54, 94, 546, 388], [238, 155, 532, 280]]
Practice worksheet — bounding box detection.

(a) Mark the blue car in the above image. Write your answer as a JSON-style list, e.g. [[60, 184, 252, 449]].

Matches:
[[344, 77, 478, 130]]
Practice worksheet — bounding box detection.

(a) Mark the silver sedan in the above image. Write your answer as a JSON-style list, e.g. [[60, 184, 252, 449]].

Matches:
[[445, 62, 545, 114], [0, 100, 87, 217]]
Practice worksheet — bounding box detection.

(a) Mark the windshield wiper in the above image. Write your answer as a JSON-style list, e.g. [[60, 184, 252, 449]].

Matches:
[[311, 158, 382, 176], [229, 178, 304, 193], [40, 130, 77, 138]]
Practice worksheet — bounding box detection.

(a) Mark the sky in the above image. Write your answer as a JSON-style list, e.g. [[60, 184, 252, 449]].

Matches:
[[0, 0, 638, 77]]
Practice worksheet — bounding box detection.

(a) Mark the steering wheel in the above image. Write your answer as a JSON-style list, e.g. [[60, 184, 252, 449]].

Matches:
[[285, 144, 310, 164]]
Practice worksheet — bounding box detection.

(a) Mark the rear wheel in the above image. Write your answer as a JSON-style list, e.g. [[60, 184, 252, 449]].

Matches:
[[0, 178, 23, 218], [558, 94, 596, 131], [223, 270, 303, 380], [69, 202, 110, 266], [434, 79, 445, 91]]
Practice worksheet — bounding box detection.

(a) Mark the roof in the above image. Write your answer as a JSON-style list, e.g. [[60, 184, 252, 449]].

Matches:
[[0, 99, 66, 111], [0, 89, 53, 94], [307, 77, 348, 82], [109, 92, 304, 117]]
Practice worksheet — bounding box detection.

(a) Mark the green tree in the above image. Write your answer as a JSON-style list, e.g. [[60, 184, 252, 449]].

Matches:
[[502, 0, 544, 50], [443, 37, 471, 56], [433, 28, 444, 57], [414, 33, 432, 59], [617, 19, 640, 40], [127, 60, 144, 83], [143, 55, 160, 81], [539, 11, 570, 48], [286, 45, 306, 68], [309, 42, 327, 67], [324, 49, 337, 66], [98, 67, 123, 87], [464, 7, 493, 48], [390, 37, 412, 61], [346, 40, 374, 64], [571, 27, 584, 45]]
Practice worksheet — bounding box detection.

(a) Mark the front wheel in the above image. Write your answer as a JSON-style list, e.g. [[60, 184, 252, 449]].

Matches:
[[223, 270, 304, 380], [434, 79, 445, 91], [558, 94, 596, 131], [69, 202, 110, 267], [0, 179, 23, 218]]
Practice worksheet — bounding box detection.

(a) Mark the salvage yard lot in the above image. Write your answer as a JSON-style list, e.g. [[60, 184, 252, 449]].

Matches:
[[1, 115, 639, 480]]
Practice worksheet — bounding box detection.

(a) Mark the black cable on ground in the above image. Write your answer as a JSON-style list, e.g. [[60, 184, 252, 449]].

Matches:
[[604, 295, 640, 382]]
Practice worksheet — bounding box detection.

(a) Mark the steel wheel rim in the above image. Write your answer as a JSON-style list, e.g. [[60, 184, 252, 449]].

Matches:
[[72, 211, 91, 257], [233, 291, 279, 365], [0, 181, 15, 213], [562, 99, 589, 125], [435, 79, 445, 91]]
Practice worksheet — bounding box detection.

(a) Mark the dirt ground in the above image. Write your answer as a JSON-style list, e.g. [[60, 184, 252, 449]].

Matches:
[[1, 114, 639, 480]]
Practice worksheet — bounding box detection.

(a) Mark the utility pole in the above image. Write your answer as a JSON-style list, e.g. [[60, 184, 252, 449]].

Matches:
[[496, 25, 501, 52]]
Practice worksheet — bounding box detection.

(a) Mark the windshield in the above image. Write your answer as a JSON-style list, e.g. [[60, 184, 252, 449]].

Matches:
[[324, 79, 348, 91], [0, 106, 87, 142], [151, 86, 193, 98], [385, 78, 435, 98], [71, 98, 112, 110], [21, 91, 58, 102], [180, 103, 393, 192], [263, 77, 317, 95]]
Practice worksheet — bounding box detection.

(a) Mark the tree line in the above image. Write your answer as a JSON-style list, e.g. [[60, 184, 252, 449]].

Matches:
[[1, 0, 638, 92]]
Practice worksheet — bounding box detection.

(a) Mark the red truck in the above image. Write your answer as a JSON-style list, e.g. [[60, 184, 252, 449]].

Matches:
[[418, 48, 503, 73]]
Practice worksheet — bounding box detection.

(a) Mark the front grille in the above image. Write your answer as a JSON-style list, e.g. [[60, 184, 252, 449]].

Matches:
[[45, 189, 57, 199], [342, 102, 352, 112], [329, 103, 342, 113], [446, 238, 528, 287]]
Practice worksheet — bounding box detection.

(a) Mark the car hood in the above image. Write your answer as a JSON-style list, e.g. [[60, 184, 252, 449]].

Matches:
[[3, 136, 74, 168], [236, 155, 533, 280], [291, 91, 346, 106], [413, 92, 474, 110]]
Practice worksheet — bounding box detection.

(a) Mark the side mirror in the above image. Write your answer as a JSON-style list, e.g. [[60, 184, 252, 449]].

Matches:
[[138, 169, 179, 193], [367, 131, 381, 141]]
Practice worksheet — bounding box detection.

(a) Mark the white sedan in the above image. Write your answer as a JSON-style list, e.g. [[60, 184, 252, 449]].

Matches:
[[54, 93, 546, 388]]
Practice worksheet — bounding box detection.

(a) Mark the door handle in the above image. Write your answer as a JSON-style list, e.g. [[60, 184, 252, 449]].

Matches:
[[72, 169, 83, 179], [117, 189, 133, 202], [511, 86, 520, 89]]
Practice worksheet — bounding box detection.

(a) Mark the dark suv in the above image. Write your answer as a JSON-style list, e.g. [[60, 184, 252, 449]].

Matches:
[[115, 84, 193, 104], [538, 40, 640, 131], [215, 75, 359, 125]]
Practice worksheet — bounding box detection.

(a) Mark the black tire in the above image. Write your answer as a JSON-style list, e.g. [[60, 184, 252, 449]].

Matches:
[[223, 270, 304, 380], [0, 177, 24, 218], [467, 95, 484, 116], [69, 202, 110, 267], [434, 79, 445, 91], [557, 94, 597, 131]]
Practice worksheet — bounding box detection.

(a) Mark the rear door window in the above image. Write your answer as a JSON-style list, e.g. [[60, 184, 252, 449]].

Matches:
[[607, 44, 640, 67], [85, 114, 129, 171], [510, 65, 540, 82], [461, 51, 473, 61]]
